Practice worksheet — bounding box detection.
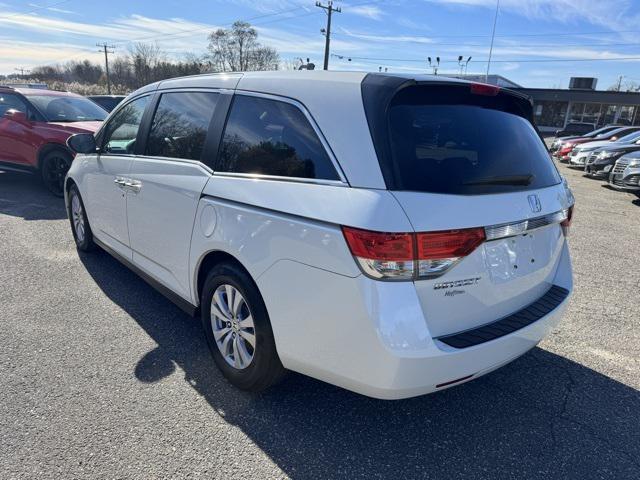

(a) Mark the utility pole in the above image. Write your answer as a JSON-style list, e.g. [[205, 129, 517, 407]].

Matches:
[[96, 42, 115, 94], [617, 75, 624, 92], [316, 1, 341, 70], [14, 67, 30, 78]]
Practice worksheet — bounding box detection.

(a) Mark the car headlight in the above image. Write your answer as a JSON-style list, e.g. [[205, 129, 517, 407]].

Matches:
[[599, 150, 620, 159], [628, 160, 640, 168]]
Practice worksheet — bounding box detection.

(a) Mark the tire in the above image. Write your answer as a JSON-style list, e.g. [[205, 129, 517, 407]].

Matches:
[[41, 150, 72, 197], [201, 262, 286, 392], [68, 184, 96, 252]]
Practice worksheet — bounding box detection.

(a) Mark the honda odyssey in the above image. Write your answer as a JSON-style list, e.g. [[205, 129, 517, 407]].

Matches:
[[65, 72, 574, 399]]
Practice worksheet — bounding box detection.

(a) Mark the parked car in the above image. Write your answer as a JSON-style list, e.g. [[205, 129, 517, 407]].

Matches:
[[554, 121, 595, 138], [0, 86, 106, 195], [550, 124, 621, 153], [584, 140, 640, 178], [87, 95, 126, 113], [607, 151, 640, 195], [65, 72, 574, 399], [554, 126, 640, 162], [568, 130, 640, 168]]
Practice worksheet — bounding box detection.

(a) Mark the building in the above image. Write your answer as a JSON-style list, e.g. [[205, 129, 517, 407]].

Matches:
[[514, 86, 640, 133], [453, 74, 640, 133]]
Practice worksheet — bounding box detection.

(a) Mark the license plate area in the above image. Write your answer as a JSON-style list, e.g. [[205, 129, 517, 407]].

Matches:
[[483, 226, 558, 284]]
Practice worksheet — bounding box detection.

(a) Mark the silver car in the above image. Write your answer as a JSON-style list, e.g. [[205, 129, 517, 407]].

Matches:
[[609, 151, 640, 195]]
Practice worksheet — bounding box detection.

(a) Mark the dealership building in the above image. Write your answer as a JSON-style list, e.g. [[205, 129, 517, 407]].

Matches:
[[455, 75, 640, 133]]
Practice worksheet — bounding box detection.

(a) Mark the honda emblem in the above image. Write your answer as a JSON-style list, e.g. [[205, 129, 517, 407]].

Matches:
[[528, 194, 542, 213]]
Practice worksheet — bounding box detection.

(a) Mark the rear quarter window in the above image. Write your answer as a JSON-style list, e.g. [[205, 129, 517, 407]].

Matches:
[[216, 95, 340, 181]]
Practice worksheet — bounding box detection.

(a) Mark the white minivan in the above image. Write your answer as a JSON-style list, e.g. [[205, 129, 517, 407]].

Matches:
[[65, 71, 574, 399]]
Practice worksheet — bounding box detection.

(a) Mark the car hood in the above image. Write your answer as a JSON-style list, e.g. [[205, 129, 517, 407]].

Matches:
[[575, 140, 617, 151], [48, 120, 102, 133], [595, 143, 640, 153]]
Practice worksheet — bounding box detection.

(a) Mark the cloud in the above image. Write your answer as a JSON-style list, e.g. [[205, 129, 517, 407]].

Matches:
[[0, 37, 98, 73], [500, 61, 520, 71], [423, 0, 639, 31], [347, 5, 384, 20], [338, 28, 435, 44], [27, 3, 77, 15]]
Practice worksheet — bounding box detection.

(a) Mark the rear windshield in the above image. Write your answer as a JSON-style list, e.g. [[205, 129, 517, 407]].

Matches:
[[384, 86, 561, 195]]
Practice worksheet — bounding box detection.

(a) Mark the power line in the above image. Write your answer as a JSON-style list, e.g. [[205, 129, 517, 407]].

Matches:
[[332, 53, 640, 64], [97, 42, 115, 94], [336, 29, 640, 41], [486, 0, 500, 81], [0, 0, 73, 21], [316, 1, 341, 70], [114, 5, 313, 46]]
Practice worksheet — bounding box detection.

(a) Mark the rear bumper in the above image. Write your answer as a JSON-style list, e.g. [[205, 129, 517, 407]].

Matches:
[[258, 242, 573, 400]]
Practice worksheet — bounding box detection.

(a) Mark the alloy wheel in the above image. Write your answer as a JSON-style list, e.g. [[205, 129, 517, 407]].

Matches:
[[210, 284, 256, 370], [71, 193, 85, 244]]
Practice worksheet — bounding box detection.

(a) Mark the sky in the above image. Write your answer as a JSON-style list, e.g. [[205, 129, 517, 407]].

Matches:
[[1, 0, 640, 89]]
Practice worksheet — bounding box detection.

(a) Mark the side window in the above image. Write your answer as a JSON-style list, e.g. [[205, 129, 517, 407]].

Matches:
[[102, 96, 149, 155], [217, 95, 340, 181], [146, 92, 218, 161], [0, 93, 27, 117]]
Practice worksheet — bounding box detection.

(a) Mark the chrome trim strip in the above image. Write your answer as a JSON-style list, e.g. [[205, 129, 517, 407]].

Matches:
[[484, 209, 569, 241], [211, 171, 347, 187]]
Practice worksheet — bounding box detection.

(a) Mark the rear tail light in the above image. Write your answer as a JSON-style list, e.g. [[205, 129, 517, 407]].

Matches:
[[416, 229, 486, 277], [342, 226, 485, 281], [341, 227, 414, 280], [561, 205, 574, 236]]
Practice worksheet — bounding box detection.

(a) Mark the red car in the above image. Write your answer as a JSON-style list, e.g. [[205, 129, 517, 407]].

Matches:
[[553, 126, 640, 162], [0, 86, 106, 196]]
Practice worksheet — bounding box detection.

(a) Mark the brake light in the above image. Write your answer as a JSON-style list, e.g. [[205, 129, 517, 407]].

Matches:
[[416, 228, 486, 277], [342, 226, 485, 280], [470, 83, 500, 96], [561, 205, 574, 236], [341, 227, 415, 280]]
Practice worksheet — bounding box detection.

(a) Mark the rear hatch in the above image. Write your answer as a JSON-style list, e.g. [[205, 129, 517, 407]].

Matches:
[[361, 77, 573, 338]]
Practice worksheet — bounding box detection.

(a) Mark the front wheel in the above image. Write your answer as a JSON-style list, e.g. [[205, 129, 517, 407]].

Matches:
[[68, 184, 95, 252], [41, 150, 72, 197], [201, 262, 286, 392]]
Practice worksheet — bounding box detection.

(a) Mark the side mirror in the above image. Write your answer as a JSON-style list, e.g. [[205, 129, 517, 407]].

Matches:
[[4, 109, 29, 125], [67, 133, 97, 154]]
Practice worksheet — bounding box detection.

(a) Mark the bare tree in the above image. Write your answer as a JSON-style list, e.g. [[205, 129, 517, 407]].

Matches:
[[128, 42, 164, 87], [207, 21, 279, 72], [607, 79, 640, 92]]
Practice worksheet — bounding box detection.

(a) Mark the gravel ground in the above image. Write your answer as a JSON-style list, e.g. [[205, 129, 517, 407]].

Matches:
[[0, 163, 638, 480]]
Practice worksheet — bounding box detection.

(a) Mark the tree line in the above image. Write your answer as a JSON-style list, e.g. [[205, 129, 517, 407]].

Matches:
[[0, 22, 281, 95]]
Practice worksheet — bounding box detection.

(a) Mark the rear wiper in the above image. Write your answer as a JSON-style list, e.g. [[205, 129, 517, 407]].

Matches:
[[462, 174, 534, 186]]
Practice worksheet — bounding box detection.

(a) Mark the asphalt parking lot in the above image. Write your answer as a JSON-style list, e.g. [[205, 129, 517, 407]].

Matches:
[[1, 165, 638, 480]]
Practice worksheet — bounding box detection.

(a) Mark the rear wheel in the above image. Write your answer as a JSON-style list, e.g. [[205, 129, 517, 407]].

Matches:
[[201, 262, 286, 391], [41, 150, 72, 197], [68, 184, 95, 252]]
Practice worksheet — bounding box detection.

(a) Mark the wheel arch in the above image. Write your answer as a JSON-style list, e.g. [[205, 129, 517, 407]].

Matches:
[[194, 250, 255, 307], [37, 142, 72, 170]]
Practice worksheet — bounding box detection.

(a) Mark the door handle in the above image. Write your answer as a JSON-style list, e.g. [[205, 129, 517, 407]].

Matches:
[[114, 177, 127, 188], [124, 179, 142, 193]]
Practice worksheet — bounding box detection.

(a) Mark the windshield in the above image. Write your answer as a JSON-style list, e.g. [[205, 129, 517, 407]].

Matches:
[[589, 126, 618, 137], [614, 131, 640, 143], [27, 95, 107, 122]]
